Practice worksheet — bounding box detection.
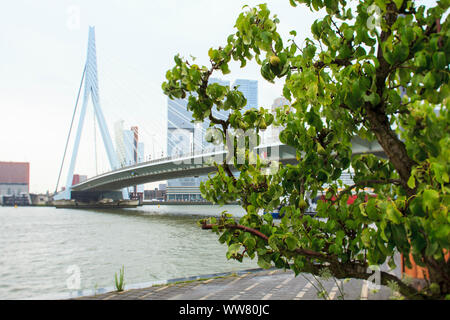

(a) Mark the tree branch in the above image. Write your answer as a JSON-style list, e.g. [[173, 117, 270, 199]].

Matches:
[[201, 221, 425, 299], [314, 58, 351, 69], [298, 258, 425, 299], [201, 222, 269, 241], [330, 18, 344, 40], [202, 221, 338, 264]]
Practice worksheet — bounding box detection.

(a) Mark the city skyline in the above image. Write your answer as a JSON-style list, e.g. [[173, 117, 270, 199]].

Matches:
[[0, 0, 323, 193], [0, 1, 437, 193]]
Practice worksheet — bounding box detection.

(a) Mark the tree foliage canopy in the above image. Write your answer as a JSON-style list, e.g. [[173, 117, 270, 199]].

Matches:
[[162, 0, 450, 299]]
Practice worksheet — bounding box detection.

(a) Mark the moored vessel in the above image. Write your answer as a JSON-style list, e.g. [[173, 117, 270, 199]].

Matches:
[[53, 198, 140, 209]]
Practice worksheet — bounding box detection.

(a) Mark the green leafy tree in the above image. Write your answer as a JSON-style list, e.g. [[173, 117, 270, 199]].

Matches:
[[162, 0, 449, 299]]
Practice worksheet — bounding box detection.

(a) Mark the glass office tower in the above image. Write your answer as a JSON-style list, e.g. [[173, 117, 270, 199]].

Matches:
[[166, 78, 257, 201]]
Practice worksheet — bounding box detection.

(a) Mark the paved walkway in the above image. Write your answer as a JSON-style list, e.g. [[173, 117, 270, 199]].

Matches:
[[74, 268, 397, 300]]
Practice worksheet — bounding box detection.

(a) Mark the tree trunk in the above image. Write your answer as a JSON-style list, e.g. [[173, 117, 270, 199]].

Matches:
[[424, 255, 450, 297], [365, 108, 415, 195]]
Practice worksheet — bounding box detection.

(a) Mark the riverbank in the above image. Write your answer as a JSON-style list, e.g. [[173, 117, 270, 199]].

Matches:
[[71, 267, 396, 300], [1, 201, 239, 208], [143, 201, 239, 206]]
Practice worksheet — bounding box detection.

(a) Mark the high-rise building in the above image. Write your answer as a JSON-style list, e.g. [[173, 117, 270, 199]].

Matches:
[[114, 120, 129, 166], [72, 174, 87, 186], [114, 121, 145, 167], [114, 121, 145, 195], [166, 78, 258, 201], [167, 96, 204, 201], [232, 79, 258, 109]]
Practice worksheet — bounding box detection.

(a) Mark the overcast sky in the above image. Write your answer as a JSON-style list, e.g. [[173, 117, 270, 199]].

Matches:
[[0, 0, 436, 193]]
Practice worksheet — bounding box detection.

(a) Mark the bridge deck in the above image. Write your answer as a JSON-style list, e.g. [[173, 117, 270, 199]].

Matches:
[[69, 139, 384, 193]]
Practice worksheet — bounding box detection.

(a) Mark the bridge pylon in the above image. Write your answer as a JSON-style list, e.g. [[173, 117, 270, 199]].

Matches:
[[54, 26, 129, 200]]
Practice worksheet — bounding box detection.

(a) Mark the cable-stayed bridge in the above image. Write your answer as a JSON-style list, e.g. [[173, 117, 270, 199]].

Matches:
[[53, 27, 384, 206], [70, 138, 383, 194]]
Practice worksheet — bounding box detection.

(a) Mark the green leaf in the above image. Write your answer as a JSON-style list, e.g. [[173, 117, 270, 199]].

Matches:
[[393, 43, 409, 63], [414, 52, 429, 68], [226, 243, 241, 259], [432, 52, 447, 70], [388, 257, 397, 270], [411, 232, 427, 254], [366, 198, 379, 220], [304, 44, 316, 60], [220, 63, 231, 75], [294, 256, 305, 270], [390, 224, 410, 253], [407, 176, 416, 189], [218, 232, 230, 244], [285, 235, 298, 250], [422, 189, 440, 212], [243, 237, 256, 251], [361, 228, 372, 248], [409, 197, 426, 217], [401, 27, 415, 44], [261, 63, 275, 83], [423, 72, 437, 89], [386, 204, 403, 224], [344, 28, 353, 40], [393, 0, 404, 10], [174, 54, 182, 65], [379, 220, 390, 242], [263, 212, 273, 224], [247, 205, 256, 214], [435, 224, 450, 242], [268, 235, 279, 251], [363, 92, 380, 106], [257, 255, 272, 269]]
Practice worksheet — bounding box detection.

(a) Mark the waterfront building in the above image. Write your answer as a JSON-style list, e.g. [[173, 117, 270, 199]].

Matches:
[[30, 193, 50, 206], [144, 187, 167, 201], [0, 161, 30, 205]]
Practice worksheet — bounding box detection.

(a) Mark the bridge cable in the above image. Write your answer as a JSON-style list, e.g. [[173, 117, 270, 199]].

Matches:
[[93, 104, 98, 175], [96, 54, 220, 164], [54, 64, 87, 194]]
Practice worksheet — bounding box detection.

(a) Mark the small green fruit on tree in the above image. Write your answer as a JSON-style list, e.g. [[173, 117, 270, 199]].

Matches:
[[269, 55, 281, 66]]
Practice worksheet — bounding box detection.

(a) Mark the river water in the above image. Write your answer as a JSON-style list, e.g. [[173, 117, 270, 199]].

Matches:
[[0, 205, 258, 299]]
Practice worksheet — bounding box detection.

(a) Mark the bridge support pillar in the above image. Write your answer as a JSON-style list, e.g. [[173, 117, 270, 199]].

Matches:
[[54, 26, 129, 200]]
